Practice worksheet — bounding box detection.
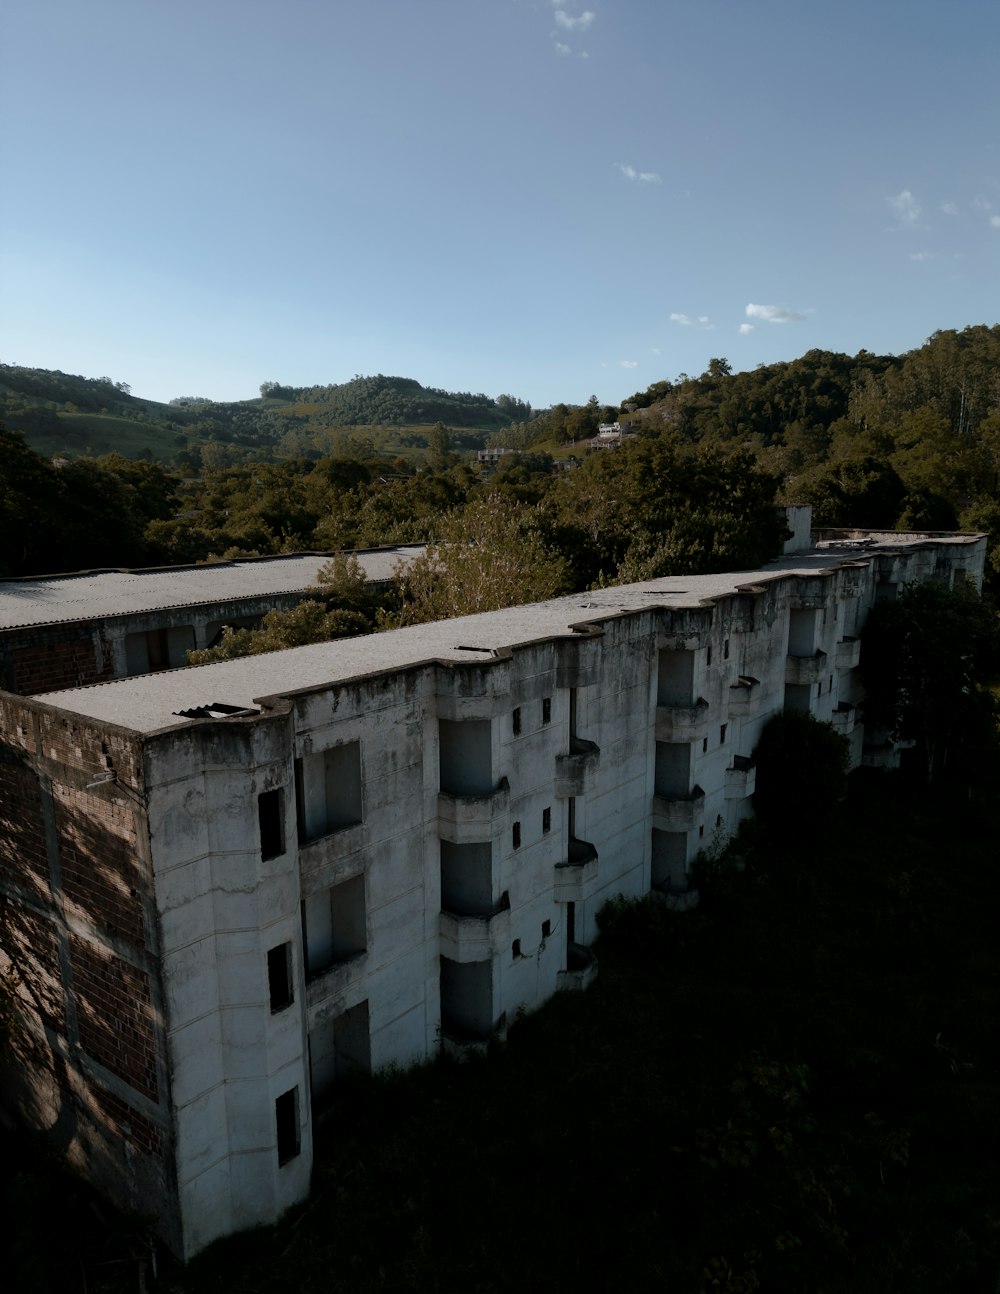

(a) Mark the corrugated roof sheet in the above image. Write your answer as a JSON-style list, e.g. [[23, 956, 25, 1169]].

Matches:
[[0, 548, 423, 631], [33, 534, 985, 735]]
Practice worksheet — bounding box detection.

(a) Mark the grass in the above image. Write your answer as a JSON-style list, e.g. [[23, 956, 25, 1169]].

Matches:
[[26, 413, 184, 461]]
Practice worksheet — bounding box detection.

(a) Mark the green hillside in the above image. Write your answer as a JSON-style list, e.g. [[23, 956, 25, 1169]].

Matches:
[[0, 365, 531, 463]]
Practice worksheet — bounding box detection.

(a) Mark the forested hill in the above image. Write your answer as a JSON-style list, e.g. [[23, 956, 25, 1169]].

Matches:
[[494, 324, 1000, 541], [0, 365, 530, 463]]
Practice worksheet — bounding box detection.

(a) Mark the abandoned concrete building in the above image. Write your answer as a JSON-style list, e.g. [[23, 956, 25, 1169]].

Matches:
[[0, 522, 986, 1259], [0, 546, 423, 696]]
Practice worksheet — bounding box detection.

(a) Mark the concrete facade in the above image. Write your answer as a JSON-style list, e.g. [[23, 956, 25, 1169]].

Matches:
[[0, 547, 422, 695], [0, 525, 986, 1259]]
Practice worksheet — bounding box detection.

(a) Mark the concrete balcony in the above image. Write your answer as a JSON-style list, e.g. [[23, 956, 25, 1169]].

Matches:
[[554, 838, 599, 902], [439, 892, 511, 963], [836, 636, 861, 669], [728, 675, 762, 718], [554, 738, 601, 797], [652, 785, 705, 832], [785, 650, 828, 686], [655, 697, 710, 743], [557, 943, 598, 993], [297, 822, 365, 878], [831, 701, 856, 735], [555, 631, 603, 688], [724, 755, 756, 800], [304, 952, 369, 1017], [652, 882, 700, 913], [437, 777, 510, 843]]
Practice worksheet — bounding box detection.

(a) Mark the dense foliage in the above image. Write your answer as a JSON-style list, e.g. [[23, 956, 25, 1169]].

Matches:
[[860, 581, 1000, 780], [751, 709, 850, 837], [3, 322, 999, 604], [9, 758, 999, 1293]]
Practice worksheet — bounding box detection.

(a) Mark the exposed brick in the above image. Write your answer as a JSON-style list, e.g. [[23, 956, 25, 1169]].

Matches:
[[2, 625, 114, 696], [0, 759, 50, 903], [54, 784, 145, 949], [91, 1083, 164, 1158], [69, 936, 158, 1102]]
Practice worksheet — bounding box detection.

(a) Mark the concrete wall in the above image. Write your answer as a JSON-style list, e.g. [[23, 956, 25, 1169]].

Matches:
[[1, 532, 987, 1260]]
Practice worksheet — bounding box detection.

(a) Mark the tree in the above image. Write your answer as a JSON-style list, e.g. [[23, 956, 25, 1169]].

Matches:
[[187, 601, 370, 664], [386, 495, 571, 626], [860, 581, 1000, 781], [752, 710, 850, 840]]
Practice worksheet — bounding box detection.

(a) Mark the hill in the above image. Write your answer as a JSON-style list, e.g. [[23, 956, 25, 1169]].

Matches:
[[0, 365, 531, 463]]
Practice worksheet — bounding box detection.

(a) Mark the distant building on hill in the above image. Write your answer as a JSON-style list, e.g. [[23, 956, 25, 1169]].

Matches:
[[593, 422, 638, 448], [0, 516, 986, 1259]]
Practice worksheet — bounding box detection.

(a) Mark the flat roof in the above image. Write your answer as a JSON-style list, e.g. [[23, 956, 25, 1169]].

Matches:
[[31, 533, 984, 736], [0, 547, 424, 631]]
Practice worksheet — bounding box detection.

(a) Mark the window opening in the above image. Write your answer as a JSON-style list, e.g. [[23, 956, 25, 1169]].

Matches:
[[512, 821, 521, 850], [267, 943, 293, 1013], [258, 788, 284, 861], [542, 806, 551, 833], [542, 697, 552, 724], [275, 1088, 300, 1164], [512, 707, 522, 736]]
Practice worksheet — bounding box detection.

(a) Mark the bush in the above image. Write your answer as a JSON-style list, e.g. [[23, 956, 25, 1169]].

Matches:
[[752, 710, 850, 840]]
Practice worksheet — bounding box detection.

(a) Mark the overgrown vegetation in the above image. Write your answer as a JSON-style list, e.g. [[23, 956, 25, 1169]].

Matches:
[[7, 758, 988, 1293], [860, 581, 1000, 780], [4, 324, 1000, 592]]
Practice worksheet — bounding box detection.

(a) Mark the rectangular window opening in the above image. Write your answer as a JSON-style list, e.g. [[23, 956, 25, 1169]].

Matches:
[[295, 742, 363, 844], [512, 821, 521, 850], [542, 697, 552, 724], [723, 639, 730, 660], [542, 806, 551, 834], [512, 707, 522, 736], [542, 919, 552, 939], [267, 943, 294, 1013], [258, 788, 285, 861], [275, 1088, 300, 1165], [720, 723, 728, 744], [512, 938, 522, 959], [302, 875, 367, 977]]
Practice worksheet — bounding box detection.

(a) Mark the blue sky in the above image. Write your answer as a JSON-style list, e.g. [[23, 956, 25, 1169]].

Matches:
[[2, 0, 998, 411]]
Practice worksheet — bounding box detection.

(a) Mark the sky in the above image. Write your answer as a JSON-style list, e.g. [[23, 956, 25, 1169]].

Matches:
[[2, 0, 998, 411]]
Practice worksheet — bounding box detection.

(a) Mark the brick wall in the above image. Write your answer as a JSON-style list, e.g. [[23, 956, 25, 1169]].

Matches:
[[91, 1083, 163, 1157], [69, 935, 159, 1102], [0, 694, 170, 1200], [1, 623, 115, 695], [0, 758, 49, 906], [55, 784, 145, 949]]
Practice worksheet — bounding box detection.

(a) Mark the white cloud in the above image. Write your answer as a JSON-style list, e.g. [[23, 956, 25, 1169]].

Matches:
[[991, 215, 1000, 228], [650, 346, 662, 355], [670, 312, 712, 328], [745, 303, 806, 324], [973, 196, 994, 211], [910, 251, 932, 262], [620, 360, 638, 368], [554, 8, 595, 31], [553, 41, 571, 55], [738, 323, 755, 335], [887, 189, 921, 226], [941, 201, 959, 216], [615, 162, 661, 183]]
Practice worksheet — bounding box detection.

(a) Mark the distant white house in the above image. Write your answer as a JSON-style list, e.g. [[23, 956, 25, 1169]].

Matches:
[[594, 422, 637, 447]]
